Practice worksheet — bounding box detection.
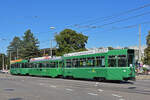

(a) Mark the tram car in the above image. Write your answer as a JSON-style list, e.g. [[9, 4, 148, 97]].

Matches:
[[10, 48, 135, 81]]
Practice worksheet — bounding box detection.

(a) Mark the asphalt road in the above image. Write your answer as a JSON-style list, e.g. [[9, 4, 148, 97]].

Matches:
[[0, 73, 150, 100]]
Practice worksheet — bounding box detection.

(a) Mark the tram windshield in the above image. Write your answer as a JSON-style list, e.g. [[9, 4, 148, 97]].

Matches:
[[128, 49, 135, 67]]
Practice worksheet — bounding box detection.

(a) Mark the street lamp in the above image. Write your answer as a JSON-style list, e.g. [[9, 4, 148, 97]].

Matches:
[[50, 27, 56, 57]]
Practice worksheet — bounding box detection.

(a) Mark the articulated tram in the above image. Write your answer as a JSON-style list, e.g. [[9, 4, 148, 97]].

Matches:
[[10, 49, 135, 81]]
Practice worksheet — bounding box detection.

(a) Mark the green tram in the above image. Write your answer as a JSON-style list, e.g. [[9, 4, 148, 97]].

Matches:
[[63, 49, 135, 81], [10, 48, 135, 81], [10, 56, 63, 77]]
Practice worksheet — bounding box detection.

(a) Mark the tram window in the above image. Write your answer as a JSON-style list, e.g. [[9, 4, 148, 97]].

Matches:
[[24, 63, 28, 68], [86, 57, 95, 67], [108, 56, 117, 67], [29, 63, 32, 68], [34, 63, 38, 68], [42, 63, 46, 68], [55, 62, 58, 68], [79, 58, 86, 67], [45, 63, 49, 67], [118, 55, 127, 67], [39, 63, 42, 68], [50, 62, 56, 68], [96, 56, 105, 67], [22, 63, 24, 68], [11, 64, 14, 68], [66, 59, 71, 68], [72, 59, 78, 67]]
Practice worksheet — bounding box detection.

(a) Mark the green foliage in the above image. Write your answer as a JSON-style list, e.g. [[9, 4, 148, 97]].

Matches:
[[20, 29, 40, 59], [108, 47, 114, 50], [144, 31, 150, 65], [55, 29, 88, 56], [0, 54, 8, 70], [7, 36, 22, 60]]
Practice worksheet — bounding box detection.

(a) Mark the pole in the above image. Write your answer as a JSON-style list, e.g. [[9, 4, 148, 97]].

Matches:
[[2, 54, 4, 71], [10, 51, 11, 69], [50, 40, 53, 57], [17, 48, 18, 59], [139, 24, 141, 63]]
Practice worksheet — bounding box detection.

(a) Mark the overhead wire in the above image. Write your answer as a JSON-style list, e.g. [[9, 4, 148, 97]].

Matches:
[[68, 3, 150, 28], [80, 11, 150, 32]]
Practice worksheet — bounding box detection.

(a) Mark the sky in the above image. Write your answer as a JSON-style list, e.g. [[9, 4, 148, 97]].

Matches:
[[0, 0, 150, 54]]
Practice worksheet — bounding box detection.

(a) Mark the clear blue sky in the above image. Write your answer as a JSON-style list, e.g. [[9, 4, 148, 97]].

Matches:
[[0, 0, 150, 53]]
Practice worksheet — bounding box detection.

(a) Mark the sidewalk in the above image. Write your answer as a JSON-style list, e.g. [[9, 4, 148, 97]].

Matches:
[[136, 75, 150, 80]]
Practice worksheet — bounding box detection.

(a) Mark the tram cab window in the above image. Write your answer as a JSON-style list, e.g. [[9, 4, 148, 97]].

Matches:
[[96, 56, 105, 67], [128, 49, 135, 67], [66, 59, 71, 68], [128, 54, 134, 67], [118, 55, 127, 67], [108, 56, 117, 67]]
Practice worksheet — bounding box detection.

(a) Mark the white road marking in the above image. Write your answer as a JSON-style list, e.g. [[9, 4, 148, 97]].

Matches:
[[119, 99, 125, 100], [88, 93, 98, 96], [112, 94, 122, 98], [94, 84, 98, 86], [66, 88, 73, 91], [95, 82, 99, 85], [144, 89, 150, 91], [39, 83, 44, 85], [50, 85, 57, 88], [98, 89, 104, 92]]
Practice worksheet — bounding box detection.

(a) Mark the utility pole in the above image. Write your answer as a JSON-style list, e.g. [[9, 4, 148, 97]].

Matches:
[[139, 24, 141, 63]]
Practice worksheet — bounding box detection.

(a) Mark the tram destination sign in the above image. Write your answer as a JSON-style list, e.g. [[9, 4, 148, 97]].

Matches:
[[64, 48, 108, 57]]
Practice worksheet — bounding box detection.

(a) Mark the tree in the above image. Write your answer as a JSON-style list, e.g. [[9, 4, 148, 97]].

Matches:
[[108, 47, 114, 50], [7, 36, 22, 60], [144, 31, 150, 65], [20, 29, 40, 59], [0, 53, 8, 70], [55, 29, 88, 56]]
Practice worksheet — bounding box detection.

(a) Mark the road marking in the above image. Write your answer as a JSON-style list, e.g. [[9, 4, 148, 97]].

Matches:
[[50, 85, 57, 88], [98, 89, 104, 92], [39, 83, 44, 85], [66, 88, 73, 91], [94, 84, 98, 86], [112, 94, 122, 98], [119, 99, 125, 100], [95, 82, 99, 85], [144, 89, 150, 91], [88, 93, 98, 96]]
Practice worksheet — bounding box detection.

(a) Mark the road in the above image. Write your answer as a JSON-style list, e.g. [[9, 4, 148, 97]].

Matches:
[[0, 73, 150, 100]]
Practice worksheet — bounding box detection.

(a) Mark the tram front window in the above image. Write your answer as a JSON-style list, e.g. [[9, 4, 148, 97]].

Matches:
[[128, 49, 135, 67]]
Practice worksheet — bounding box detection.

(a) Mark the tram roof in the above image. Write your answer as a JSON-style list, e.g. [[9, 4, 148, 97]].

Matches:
[[10, 59, 28, 64], [63, 49, 133, 58]]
